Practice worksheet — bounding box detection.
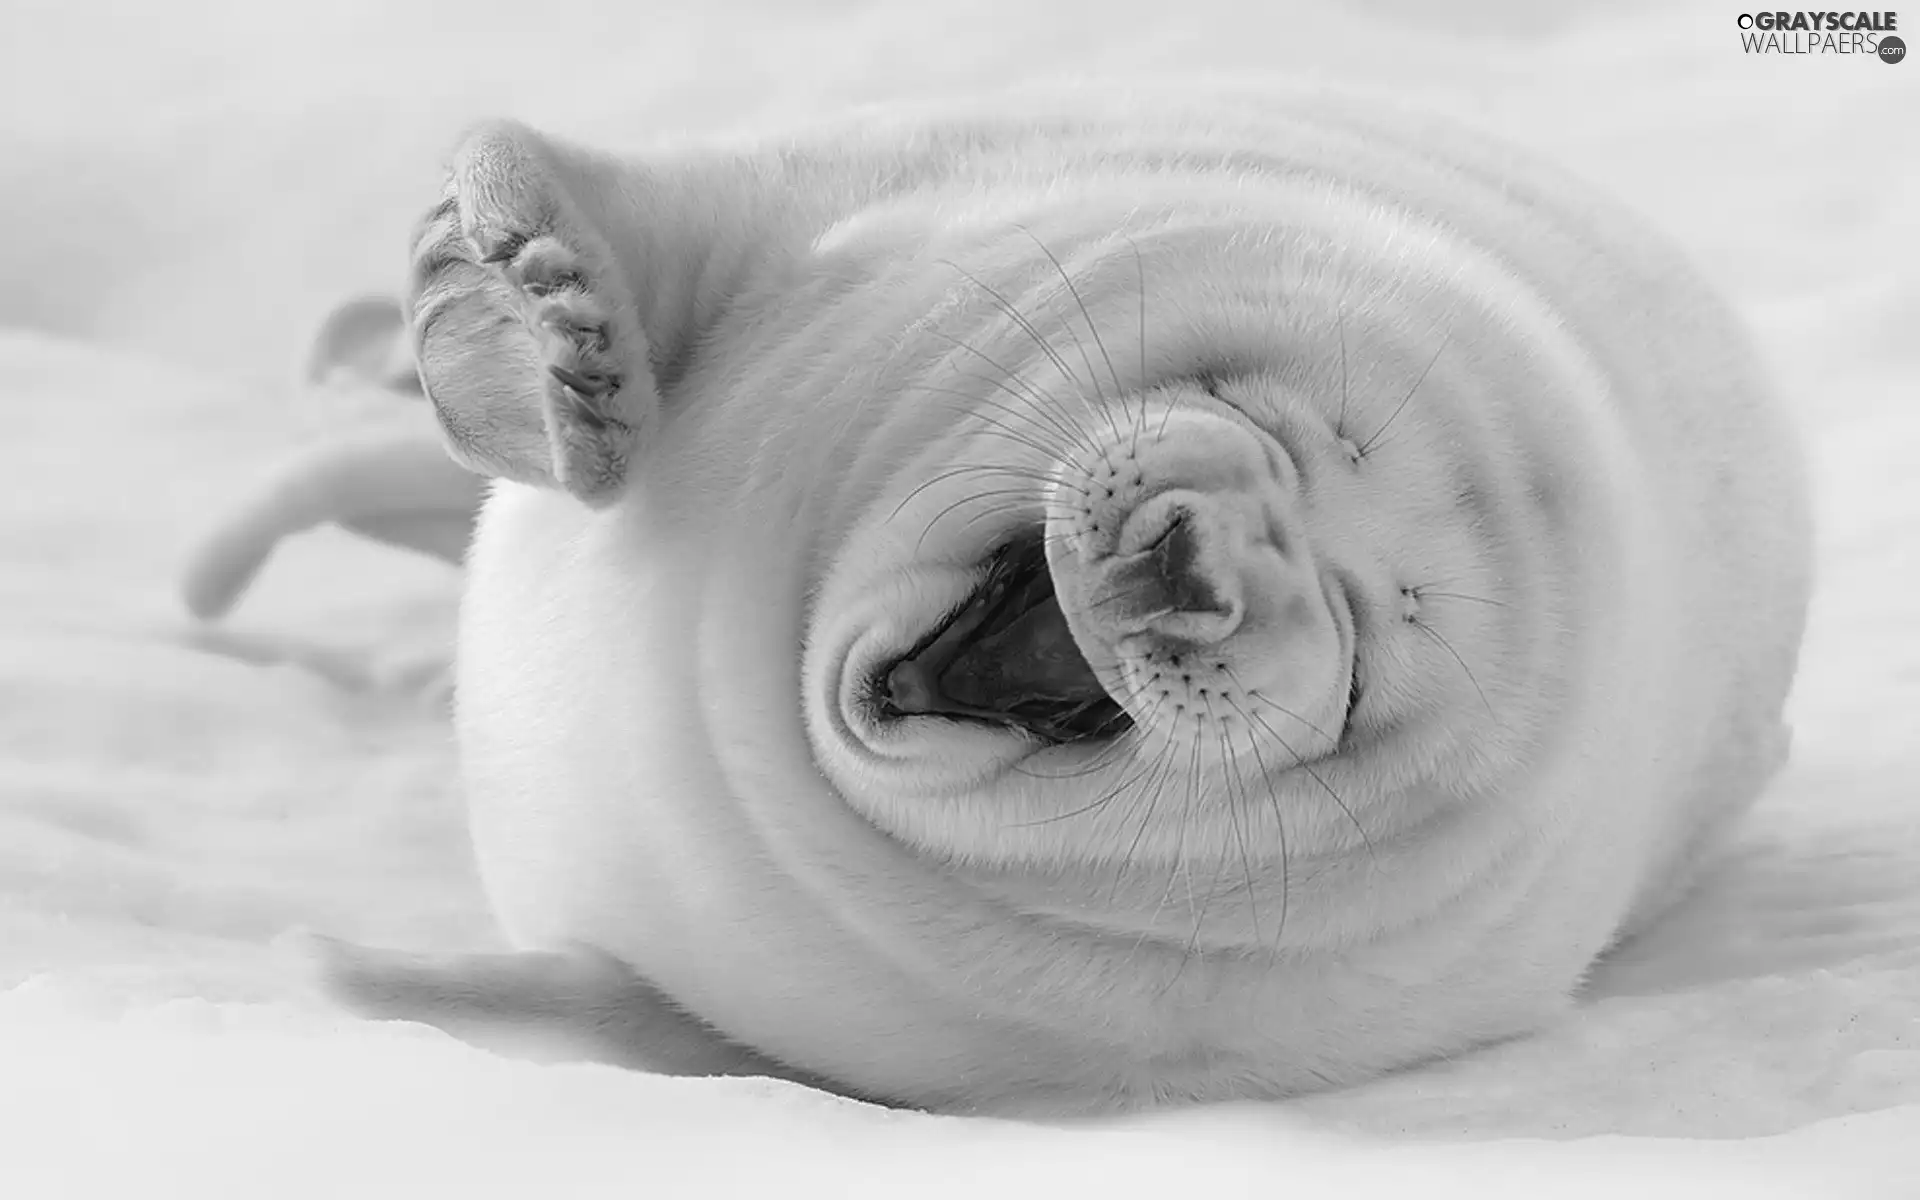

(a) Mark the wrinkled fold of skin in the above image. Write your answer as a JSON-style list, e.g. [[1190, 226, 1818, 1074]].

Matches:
[[391, 88, 1809, 1114]]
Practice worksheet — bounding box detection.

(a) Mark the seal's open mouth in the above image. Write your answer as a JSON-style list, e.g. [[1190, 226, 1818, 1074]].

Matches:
[[876, 533, 1131, 744]]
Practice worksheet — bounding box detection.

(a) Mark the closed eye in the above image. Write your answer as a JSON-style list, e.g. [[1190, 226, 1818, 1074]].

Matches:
[[1330, 571, 1365, 747]]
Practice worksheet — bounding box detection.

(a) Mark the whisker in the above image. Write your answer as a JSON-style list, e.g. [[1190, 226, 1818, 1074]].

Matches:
[[1356, 329, 1451, 458], [1228, 693, 1374, 861], [1161, 721, 1230, 993], [1109, 730, 1181, 909], [914, 489, 1041, 553], [943, 374, 1087, 462], [1010, 709, 1169, 826], [923, 330, 1093, 455], [1335, 302, 1351, 439], [933, 360, 1090, 458], [1126, 235, 1152, 463], [937, 260, 1100, 454], [1009, 681, 1158, 782], [907, 393, 1072, 467], [888, 462, 1078, 525], [1210, 696, 1264, 948], [1415, 589, 1510, 610], [1218, 670, 1340, 747], [912, 379, 1078, 459], [952, 426, 1073, 466], [1012, 229, 1109, 412], [1163, 717, 1203, 917], [1410, 618, 1496, 719], [1222, 708, 1293, 952], [1015, 225, 1128, 445], [953, 493, 1053, 539]]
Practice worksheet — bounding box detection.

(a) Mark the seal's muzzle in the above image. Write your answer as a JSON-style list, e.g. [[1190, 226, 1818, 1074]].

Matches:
[[1076, 492, 1247, 651], [1045, 393, 1354, 754]]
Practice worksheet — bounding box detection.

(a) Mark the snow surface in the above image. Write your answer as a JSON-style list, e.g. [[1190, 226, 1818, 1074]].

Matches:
[[1, 0, 1916, 1195]]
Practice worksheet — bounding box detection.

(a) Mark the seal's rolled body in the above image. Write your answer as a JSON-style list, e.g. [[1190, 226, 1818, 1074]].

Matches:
[[437, 90, 1811, 1113]]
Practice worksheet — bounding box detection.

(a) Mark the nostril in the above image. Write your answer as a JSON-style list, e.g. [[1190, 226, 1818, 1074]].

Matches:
[[1148, 509, 1228, 619], [1075, 499, 1247, 651]]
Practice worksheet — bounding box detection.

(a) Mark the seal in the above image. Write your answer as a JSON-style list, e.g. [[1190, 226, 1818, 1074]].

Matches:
[[272, 86, 1813, 1115]]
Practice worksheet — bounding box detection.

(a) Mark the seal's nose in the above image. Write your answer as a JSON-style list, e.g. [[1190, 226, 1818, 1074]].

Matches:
[[1083, 491, 1249, 651], [1043, 390, 1350, 749]]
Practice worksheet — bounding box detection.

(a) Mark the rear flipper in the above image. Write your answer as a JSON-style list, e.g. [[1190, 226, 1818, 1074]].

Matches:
[[181, 287, 484, 627], [304, 294, 423, 394], [180, 414, 483, 621], [286, 931, 809, 1084]]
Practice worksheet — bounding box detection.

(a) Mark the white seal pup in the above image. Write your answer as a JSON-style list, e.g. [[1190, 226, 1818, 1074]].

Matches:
[[286, 87, 1813, 1115]]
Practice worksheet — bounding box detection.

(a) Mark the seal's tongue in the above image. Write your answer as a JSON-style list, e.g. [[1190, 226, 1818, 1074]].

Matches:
[[883, 537, 1127, 742]]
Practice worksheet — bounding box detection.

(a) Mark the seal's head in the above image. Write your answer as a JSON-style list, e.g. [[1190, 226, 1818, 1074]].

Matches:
[[874, 389, 1355, 756], [804, 291, 1556, 963]]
